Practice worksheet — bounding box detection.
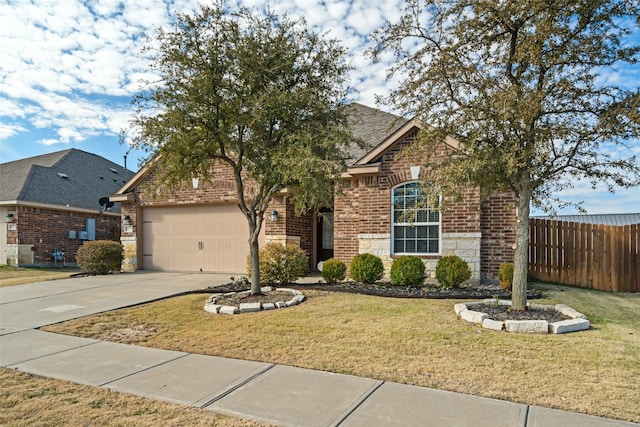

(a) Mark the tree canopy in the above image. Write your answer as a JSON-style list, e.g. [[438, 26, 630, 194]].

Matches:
[[131, 1, 355, 293], [371, 0, 640, 309]]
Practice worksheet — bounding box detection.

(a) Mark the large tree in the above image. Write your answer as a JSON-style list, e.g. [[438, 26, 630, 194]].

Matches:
[[131, 2, 354, 294], [370, 0, 640, 310]]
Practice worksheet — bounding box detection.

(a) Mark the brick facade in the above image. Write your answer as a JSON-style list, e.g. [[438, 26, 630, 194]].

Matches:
[[5, 205, 120, 266], [119, 121, 515, 281], [334, 129, 515, 281], [480, 192, 517, 280]]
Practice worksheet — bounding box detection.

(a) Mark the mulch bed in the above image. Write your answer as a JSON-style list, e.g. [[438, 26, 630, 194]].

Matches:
[[193, 281, 568, 322], [193, 281, 542, 300], [472, 303, 571, 323]]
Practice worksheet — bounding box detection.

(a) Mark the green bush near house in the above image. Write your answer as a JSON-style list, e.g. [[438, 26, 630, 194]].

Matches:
[[435, 255, 471, 288], [76, 240, 123, 275], [390, 256, 426, 287], [349, 253, 384, 284], [498, 262, 514, 291], [321, 258, 347, 283], [248, 243, 308, 286]]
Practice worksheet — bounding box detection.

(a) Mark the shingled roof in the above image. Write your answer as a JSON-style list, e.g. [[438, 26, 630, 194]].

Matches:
[[0, 149, 135, 213], [345, 102, 408, 164]]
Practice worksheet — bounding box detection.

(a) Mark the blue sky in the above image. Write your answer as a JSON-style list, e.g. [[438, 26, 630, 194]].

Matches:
[[0, 0, 638, 215]]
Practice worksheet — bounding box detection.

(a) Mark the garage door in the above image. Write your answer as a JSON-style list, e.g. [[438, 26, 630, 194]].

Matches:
[[141, 204, 265, 273]]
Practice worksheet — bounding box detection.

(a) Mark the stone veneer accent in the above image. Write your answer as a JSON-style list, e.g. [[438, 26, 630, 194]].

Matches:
[[357, 232, 481, 282], [120, 236, 137, 272]]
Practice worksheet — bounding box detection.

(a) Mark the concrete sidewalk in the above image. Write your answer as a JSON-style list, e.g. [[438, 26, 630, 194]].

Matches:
[[0, 272, 637, 426]]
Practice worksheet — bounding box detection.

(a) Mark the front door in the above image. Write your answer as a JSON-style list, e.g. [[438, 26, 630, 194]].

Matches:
[[316, 209, 334, 263]]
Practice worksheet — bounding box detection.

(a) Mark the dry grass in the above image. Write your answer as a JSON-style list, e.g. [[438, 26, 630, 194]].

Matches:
[[0, 265, 76, 287], [0, 368, 271, 427], [45, 283, 640, 424]]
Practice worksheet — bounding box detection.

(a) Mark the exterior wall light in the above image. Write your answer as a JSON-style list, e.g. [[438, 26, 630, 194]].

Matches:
[[269, 210, 278, 222], [123, 215, 131, 225], [5, 213, 14, 223]]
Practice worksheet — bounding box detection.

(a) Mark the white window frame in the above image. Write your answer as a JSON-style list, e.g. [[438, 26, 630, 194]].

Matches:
[[391, 181, 441, 255]]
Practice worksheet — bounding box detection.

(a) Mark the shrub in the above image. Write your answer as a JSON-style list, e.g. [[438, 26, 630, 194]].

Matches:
[[248, 243, 308, 286], [76, 240, 123, 275], [321, 258, 347, 283], [349, 253, 384, 284], [390, 256, 426, 287], [498, 262, 514, 291], [435, 255, 471, 288]]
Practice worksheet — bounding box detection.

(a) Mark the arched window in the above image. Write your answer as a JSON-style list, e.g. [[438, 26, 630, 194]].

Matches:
[[392, 182, 441, 255]]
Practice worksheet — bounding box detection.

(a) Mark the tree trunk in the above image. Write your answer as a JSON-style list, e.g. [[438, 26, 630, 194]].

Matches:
[[248, 228, 261, 295], [511, 182, 531, 311]]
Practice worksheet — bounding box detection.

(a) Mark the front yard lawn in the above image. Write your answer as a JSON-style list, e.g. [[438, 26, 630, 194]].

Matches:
[[0, 265, 78, 287], [0, 368, 270, 426], [44, 282, 640, 424]]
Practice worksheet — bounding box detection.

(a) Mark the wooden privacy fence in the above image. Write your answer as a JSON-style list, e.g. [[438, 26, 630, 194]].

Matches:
[[528, 219, 639, 292]]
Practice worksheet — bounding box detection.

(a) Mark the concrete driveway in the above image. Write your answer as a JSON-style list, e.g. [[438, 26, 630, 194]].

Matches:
[[0, 271, 229, 334]]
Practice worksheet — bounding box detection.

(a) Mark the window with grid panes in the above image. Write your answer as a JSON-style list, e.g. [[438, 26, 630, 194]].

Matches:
[[391, 182, 440, 255]]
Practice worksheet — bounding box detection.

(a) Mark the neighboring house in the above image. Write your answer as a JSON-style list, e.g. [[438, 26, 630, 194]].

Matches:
[[113, 103, 516, 281], [0, 149, 135, 266]]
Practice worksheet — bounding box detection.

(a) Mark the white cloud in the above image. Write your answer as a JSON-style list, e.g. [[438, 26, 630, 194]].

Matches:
[[0, 123, 26, 140]]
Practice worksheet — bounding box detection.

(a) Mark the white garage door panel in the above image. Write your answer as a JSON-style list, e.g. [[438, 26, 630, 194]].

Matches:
[[142, 205, 264, 273]]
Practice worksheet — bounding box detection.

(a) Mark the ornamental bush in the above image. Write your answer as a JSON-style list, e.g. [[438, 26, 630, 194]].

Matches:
[[435, 255, 471, 288], [321, 258, 347, 283], [248, 243, 308, 286], [349, 253, 384, 284], [76, 240, 123, 275], [390, 256, 426, 288], [498, 262, 514, 291]]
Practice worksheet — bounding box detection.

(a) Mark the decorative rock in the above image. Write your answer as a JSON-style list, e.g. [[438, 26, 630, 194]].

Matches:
[[204, 288, 306, 315], [549, 318, 590, 334], [464, 302, 484, 309], [482, 318, 504, 331], [460, 310, 488, 324], [454, 303, 468, 317], [239, 302, 261, 313], [457, 300, 589, 334], [204, 303, 221, 314], [555, 304, 587, 319], [505, 320, 548, 333], [219, 305, 239, 315]]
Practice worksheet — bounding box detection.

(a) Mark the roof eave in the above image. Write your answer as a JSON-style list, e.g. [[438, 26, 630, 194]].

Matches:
[[341, 163, 381, 178]]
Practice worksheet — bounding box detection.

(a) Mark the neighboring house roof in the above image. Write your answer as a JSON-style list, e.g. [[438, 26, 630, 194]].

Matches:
[[0, 149, 135, 213], [531, 213, 640, 226]]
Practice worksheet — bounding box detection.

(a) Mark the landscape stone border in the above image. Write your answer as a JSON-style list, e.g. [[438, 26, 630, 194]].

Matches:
[[454, 299, 590, 334], [204, 287, 306, 315]]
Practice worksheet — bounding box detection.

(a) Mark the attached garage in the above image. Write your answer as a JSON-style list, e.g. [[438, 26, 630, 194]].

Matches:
[[141, 204, 264, 273]]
